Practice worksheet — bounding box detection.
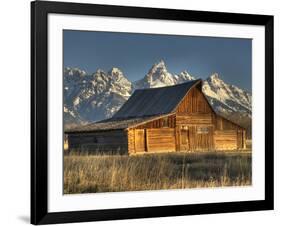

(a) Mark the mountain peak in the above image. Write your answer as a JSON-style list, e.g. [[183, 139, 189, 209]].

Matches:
[[107, 67, 131, 87], [209, 73, 220, 80], [180, 70, 195, 79], [150, 59, 167, 71], [139, 60, 175, 88], [158, 59, 166, 66], [206, 73, 224, 86], [108, 67, 123, 75], [174, 70, 195, 83]]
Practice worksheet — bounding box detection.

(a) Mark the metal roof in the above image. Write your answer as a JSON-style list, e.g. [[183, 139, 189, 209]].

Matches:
[[112, 80, 201, 119]]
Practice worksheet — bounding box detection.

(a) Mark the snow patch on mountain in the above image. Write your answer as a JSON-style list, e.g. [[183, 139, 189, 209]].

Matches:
[[202, 73, 251, 116]]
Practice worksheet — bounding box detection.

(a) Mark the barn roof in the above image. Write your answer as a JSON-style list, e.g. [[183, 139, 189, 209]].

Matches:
[[65, 115, 162, 133], [112, 80, 201, 119]]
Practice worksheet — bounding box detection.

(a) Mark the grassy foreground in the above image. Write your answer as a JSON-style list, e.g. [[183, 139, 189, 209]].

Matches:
[[64, 152, 251, 194]]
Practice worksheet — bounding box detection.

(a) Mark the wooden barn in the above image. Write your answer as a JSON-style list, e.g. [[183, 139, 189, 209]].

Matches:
[[65, 79, 246, 154]]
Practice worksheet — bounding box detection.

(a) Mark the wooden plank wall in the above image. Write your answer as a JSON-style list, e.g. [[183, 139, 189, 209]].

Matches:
[[174, 84, 246, 151], [213, 115, 246, 150], [215, 115, 239, 130], [176, 86, 212, 114], [134, 129, 146, 153], [135, 115, 176, 129], [175, 86, 216, 151], [188, 126, 214, 151], [243, 130, 246, 149], [67, 130, 128, 154], [214, 130, 237, 150], [236, 129, 246, 149], [176, 114, 213, 125], [237, 130, 243, 149], [127, 129, 135, 154], [146, 128, 176, 152]]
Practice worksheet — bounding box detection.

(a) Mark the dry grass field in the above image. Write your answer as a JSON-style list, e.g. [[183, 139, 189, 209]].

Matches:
[[64, 151, 252, 194]]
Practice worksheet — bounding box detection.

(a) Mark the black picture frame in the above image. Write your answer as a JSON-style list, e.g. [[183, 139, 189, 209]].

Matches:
[[31, 1, 274, 224]]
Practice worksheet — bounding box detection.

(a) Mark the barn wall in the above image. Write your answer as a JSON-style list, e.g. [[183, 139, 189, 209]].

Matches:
[[176, 86, 212, 114], [175, 85, 216, 151], [127, 129, 135, 154], [189, 126, 214, 151], [134, 115, 176, 129], [146, 128, 176, 152], [214, 130, 237, 150], [175, 125, 214, 151], [176, 114, 213, 125], [174, 85, 246, 151], [213, 116, 246, 150], [128, 128, 176, 154], [215, 115, 239, 130], [67, 130, 128, 154]]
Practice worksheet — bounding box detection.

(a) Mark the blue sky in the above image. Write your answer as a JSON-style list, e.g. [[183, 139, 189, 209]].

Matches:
[[63, 30, 252, 92]]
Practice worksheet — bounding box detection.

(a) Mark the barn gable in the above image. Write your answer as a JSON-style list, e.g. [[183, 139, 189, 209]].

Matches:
[[175, 83, 213, 114], [112, 80, 201, 119]]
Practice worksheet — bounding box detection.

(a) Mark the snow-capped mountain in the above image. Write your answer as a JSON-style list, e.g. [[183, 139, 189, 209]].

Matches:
[[134, 60, 175, 89], [174, 70, 195, 84], [202, 73, 251, 116], [134, 60, 195, 89], [63, 60, 251, 126], [63, 67, 132, 125]]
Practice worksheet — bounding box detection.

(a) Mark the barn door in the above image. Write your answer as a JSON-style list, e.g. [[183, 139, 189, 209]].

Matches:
[[180, 126, 190, 151], [134, 129, 146, 152], [194, 126, 214, 151]]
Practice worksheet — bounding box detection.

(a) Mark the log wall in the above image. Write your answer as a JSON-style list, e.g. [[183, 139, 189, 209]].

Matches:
[[128, 128, 176, 153], [214, 130, 237, 150], [127, 129, 135, 154], [67, 130, 128, 154], [146, 128, 176, 152]]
